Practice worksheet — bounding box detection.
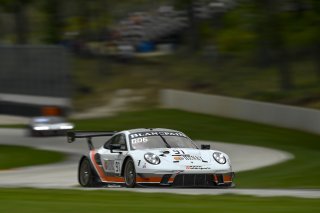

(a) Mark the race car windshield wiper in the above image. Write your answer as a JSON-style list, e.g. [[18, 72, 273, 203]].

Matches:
[[158, 134, 171, 148]]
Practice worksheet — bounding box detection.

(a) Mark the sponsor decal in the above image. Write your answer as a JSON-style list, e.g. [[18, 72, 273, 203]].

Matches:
[[186, 165, 210, 170], [183, 155, 203, 161], [105, 160, 115, 172], [130, 131, 188, 139], [173, 154, 204, 161], [174, 156, 184, 161], [114, 160, 121, 174], [172, 150, 205, 161], [102, 159, 107, 170]]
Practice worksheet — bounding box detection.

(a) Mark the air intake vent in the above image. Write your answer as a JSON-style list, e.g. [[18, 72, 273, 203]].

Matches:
[[173, 174, 215, 187]]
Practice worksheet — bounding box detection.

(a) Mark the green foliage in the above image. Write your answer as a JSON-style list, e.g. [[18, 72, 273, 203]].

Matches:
[[41, 0, 64, 43], [216, 0, 319, 52], [0, 0, 32, 11], [215, 3, 256, 52], [216, 28, 256, 52], [0, 0, 319, 49]]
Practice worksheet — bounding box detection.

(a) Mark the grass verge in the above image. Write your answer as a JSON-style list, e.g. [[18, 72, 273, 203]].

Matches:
[[0, 145, 65, 170], [0, 188, 319, 213]]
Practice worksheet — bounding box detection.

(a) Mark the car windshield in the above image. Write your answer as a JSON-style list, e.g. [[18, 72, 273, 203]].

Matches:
[[129, 131, 198, 150], [34, 117, 65, 124]]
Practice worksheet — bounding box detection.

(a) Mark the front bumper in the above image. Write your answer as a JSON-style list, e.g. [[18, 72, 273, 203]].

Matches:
[[136, 172, 235, 188], [31, 129, 70, 136]]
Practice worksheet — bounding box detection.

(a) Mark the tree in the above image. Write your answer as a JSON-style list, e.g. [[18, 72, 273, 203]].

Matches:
[[175, 0, 201, 52], [252, 0, 293, 90], [311, 0, 320, 81], [42, 0, 65, 44], [0, 0, 33, 44], [73, 0, 110, 40]]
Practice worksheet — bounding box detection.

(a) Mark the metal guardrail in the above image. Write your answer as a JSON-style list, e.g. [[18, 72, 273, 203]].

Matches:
[[160, 89, 320, 135]]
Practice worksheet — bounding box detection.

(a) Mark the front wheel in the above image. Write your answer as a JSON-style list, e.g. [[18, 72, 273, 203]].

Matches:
[[78, 158, 95, 187], [124, 158, 136, 188]]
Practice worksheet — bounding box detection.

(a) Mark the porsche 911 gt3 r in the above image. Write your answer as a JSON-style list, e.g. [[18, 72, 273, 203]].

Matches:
[[67, 128, 235, 188]]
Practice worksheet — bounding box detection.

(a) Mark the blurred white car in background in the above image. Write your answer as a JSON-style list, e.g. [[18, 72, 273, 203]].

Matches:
[[28, 116, 74, 136]]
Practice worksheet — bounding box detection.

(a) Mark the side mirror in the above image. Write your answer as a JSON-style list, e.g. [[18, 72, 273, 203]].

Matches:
[[201, 144, 210, 150], [110, 144, 122, 153]]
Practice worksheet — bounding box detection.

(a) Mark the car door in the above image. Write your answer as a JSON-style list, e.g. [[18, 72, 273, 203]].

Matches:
[[101, 133, 128, 175]]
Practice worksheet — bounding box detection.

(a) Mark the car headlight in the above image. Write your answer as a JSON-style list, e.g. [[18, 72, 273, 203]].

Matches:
[[144, 153, 161, 165], [213, 152, 226, 164], [59, 124, 74, 130]]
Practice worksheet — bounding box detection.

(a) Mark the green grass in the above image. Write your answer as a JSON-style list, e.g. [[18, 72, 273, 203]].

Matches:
[[0, 124, 26, 129], [72, 109, 320, 189], [0, 145, 65, 170], [0, 188, 319, 213]]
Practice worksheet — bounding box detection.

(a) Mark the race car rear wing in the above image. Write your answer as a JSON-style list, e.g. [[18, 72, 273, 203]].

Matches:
[[67, 131, 117, 150]]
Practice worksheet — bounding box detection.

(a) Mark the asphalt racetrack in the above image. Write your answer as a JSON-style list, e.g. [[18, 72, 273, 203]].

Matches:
[[0, 128, 319, 198]]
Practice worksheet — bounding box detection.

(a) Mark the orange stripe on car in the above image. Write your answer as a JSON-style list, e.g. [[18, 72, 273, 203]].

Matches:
[[90, 151, 125, 183], [90, 151, 173, 184], [136, 177, 163, 183]]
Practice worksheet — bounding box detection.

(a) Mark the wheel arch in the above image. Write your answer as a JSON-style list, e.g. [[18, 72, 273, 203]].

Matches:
[[121, 156, 134, 177], [78, 155, 101, 183], [78, 155, 90, 170]]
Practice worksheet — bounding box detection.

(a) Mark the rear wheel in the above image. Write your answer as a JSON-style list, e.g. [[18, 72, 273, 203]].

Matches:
[[78, 158, 95, 187], [124, 158, 136, 188]]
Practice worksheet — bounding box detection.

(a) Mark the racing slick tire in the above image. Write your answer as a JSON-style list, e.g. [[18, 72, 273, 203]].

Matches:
[[124, 158, 136, 188], [78, 157, 97, 187]]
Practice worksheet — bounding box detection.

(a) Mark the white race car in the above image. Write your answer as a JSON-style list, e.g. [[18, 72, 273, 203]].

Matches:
[[67, 128, 234, 188]]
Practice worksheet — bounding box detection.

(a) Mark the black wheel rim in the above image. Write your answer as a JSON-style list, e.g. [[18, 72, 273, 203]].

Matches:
[[79, 160, 90, 185], [125, 161, 135, 186]]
